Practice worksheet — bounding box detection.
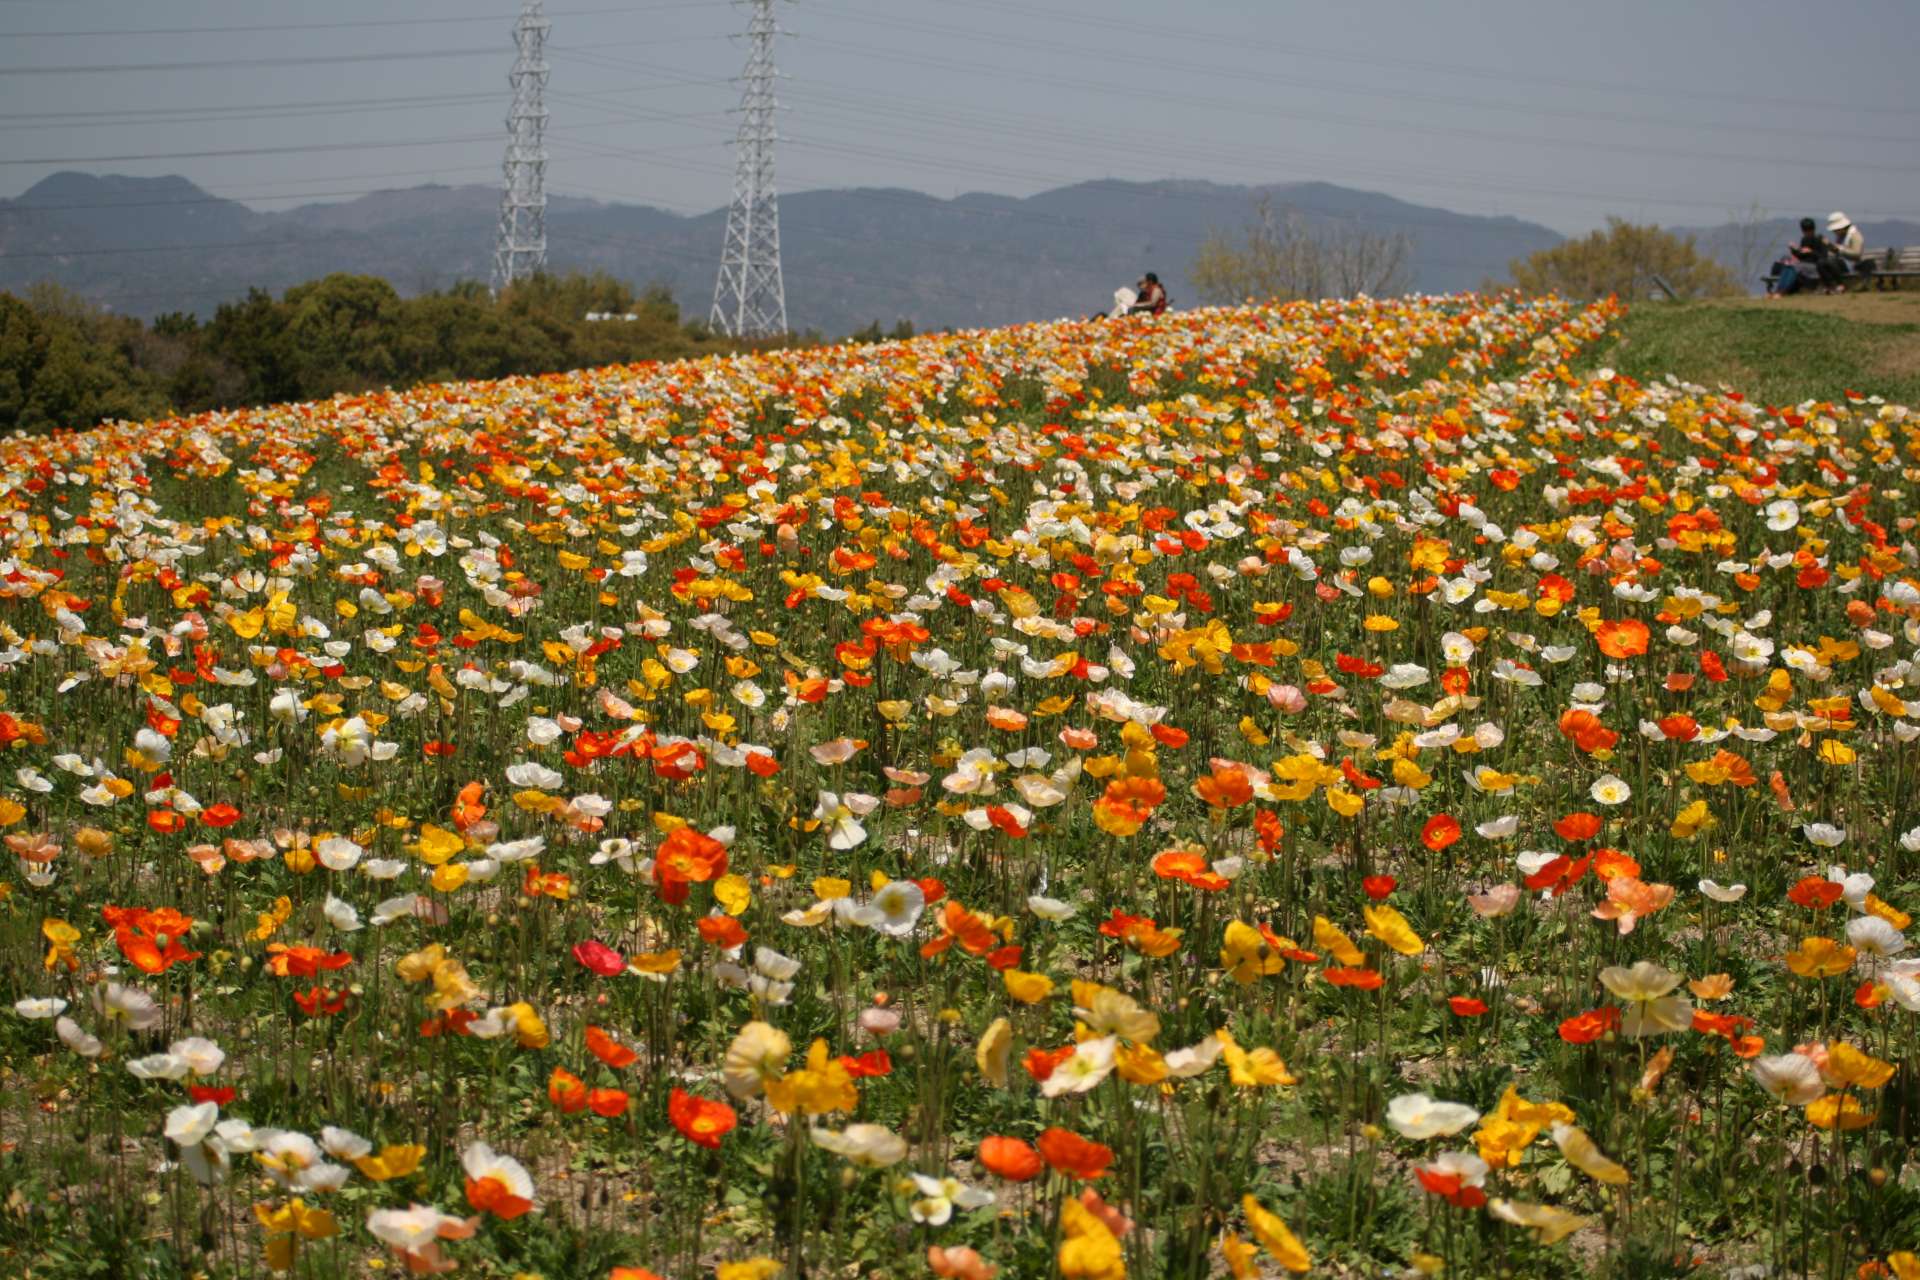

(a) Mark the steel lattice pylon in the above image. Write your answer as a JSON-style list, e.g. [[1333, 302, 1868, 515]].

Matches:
[[492, 0, 550, 292], [710, 0, 787, 338]]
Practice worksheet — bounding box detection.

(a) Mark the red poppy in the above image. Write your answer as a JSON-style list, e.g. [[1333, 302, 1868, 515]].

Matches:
[[188, 1085, 237, 1105], [1655, 714, 1699, 742], [292, 985, 348, 1017], [199, 803, 242, 828], [668, 1088, 736, 1149], [1524, 853, 1593, 897], [1022, 1044, 1076, 1083], [1786, 877, 1843, 910], [654, 826, 728, 887], [1447, 996, 1489, 1017], [588, 1088, 629, 1118], [586, 1025, 639, 1069], [1420, 815, 1461, 852], [1324, 966, 1384, 990], [978, 1135, 1044, 1182], [265, 944, 353, 978], [466, 1175, 532, 1220], [1558, 1007, 1621, 1045], [1553, 812, 1603, 842], [1415, 1167, 1487, 1208], [572, 939, 626, 976], [697, 915, 749, 949], [1036, 1127, 1113, 1180], [839, 1049, 893, 1078], [985, 805, 1029, 838], [549, 1067, 590, 1113], [1557, 709, 1618, 754], [1362, 875, 1397, 901]]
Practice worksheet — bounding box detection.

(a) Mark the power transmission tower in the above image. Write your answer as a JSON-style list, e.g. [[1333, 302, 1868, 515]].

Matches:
[[710, 0, 787, 338], [492, 0, 549, 293]]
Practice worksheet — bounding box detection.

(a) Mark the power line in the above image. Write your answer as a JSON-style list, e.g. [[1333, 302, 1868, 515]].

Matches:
[[539, 75, 1920, 225], [0, 92, 503, 133], [937, 0, 1920, 121], [0, 238, 315, 262], [2, 3, 711, 38], [0, 37, 715, 77], [790, 33, 1920, 179], [0, 134, 500, 168], [802, 0, 1920, 147]]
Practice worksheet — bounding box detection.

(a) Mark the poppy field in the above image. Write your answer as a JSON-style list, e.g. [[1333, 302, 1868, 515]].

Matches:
[[4, 292, 1920, 1280]]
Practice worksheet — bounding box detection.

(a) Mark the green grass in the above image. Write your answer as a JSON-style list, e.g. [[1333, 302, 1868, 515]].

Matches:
[[1578, 297, 1920, 405]]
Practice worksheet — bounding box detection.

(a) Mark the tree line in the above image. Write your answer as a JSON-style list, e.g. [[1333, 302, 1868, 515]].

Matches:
[[0, 272, 766, 436], [1189, 205, 1740, 305]]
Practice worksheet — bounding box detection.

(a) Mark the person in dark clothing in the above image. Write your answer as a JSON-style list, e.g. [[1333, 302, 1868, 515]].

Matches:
[[1128, 272, 1169, 316], [1766, 219, 1831, 297]]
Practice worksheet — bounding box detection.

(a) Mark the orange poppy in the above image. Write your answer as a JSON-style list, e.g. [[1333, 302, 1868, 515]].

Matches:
[[549, 1067, 590, 1113], [697, 915, 750, 949], [1193, 762, 1253, 809], [1553, 812, 1603, 842], [978, 1136, 1044, 1182], [1595, 619, 1649, 659], [1420, 814, 1461, 852], [1022, 1044, 1077, 1084], [1558, 1007, 1620, 1045], [586, 1025, 639, 1069], [668, 1088, 736, 1148], [1557, 709, 1618, 754], [655, 827, 728, 885], [1036, 1127, 1113, 1180], [451, 781, 487, 830]]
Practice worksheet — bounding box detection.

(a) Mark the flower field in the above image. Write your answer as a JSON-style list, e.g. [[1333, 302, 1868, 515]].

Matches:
[[4, 293, 1920, 1280]]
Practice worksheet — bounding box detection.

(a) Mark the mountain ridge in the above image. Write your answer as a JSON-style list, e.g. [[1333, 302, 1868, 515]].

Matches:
[[15, 172, 1886, 334]]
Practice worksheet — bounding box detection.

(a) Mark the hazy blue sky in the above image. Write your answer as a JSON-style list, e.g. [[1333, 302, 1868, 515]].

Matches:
[[2, 0, 1918, 234]]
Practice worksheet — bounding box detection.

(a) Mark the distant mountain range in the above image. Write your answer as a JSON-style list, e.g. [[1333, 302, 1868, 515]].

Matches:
[[0, 172, 1565, 335], [6, 172, 1916, 335]]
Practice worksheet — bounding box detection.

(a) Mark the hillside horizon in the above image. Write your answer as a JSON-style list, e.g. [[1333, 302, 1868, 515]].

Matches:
[[6, 171, 1916, 337]]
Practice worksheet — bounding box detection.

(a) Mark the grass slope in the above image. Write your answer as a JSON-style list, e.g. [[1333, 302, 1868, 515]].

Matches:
[[1583, 292, 1920, 405]]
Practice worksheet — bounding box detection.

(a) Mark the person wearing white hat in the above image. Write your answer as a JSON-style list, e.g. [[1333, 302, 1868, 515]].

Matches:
[[1825, 212, 1867, 290]]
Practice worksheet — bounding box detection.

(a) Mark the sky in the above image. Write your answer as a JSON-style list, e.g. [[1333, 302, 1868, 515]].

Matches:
[[1, 0, 1918, 236]]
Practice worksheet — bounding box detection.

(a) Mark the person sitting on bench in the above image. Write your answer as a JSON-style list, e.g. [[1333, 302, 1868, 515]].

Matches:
[[1128, 273, 1168, 316], [1825, 211, 1870, 290], [1767, 219, 1830, 297]]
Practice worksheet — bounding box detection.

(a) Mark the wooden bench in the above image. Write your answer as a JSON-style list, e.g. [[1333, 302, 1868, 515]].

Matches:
[[1757, 246, 1920, 293], [1863, 245, 1920, 288]]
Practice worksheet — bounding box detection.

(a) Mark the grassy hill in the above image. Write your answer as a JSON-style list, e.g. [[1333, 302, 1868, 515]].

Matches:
[[1584, 290, 1920, 406]]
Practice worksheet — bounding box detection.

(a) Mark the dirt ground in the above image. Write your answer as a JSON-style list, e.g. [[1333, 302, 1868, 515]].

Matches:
[[1709, 289, 1920, 326]]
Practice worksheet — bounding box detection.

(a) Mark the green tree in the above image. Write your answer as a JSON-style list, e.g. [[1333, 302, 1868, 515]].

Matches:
[[281, 273, 404, 396], [1505, 218, 1740, 301], [205, 288, 300, 407], [0, 287, 170, 434]]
